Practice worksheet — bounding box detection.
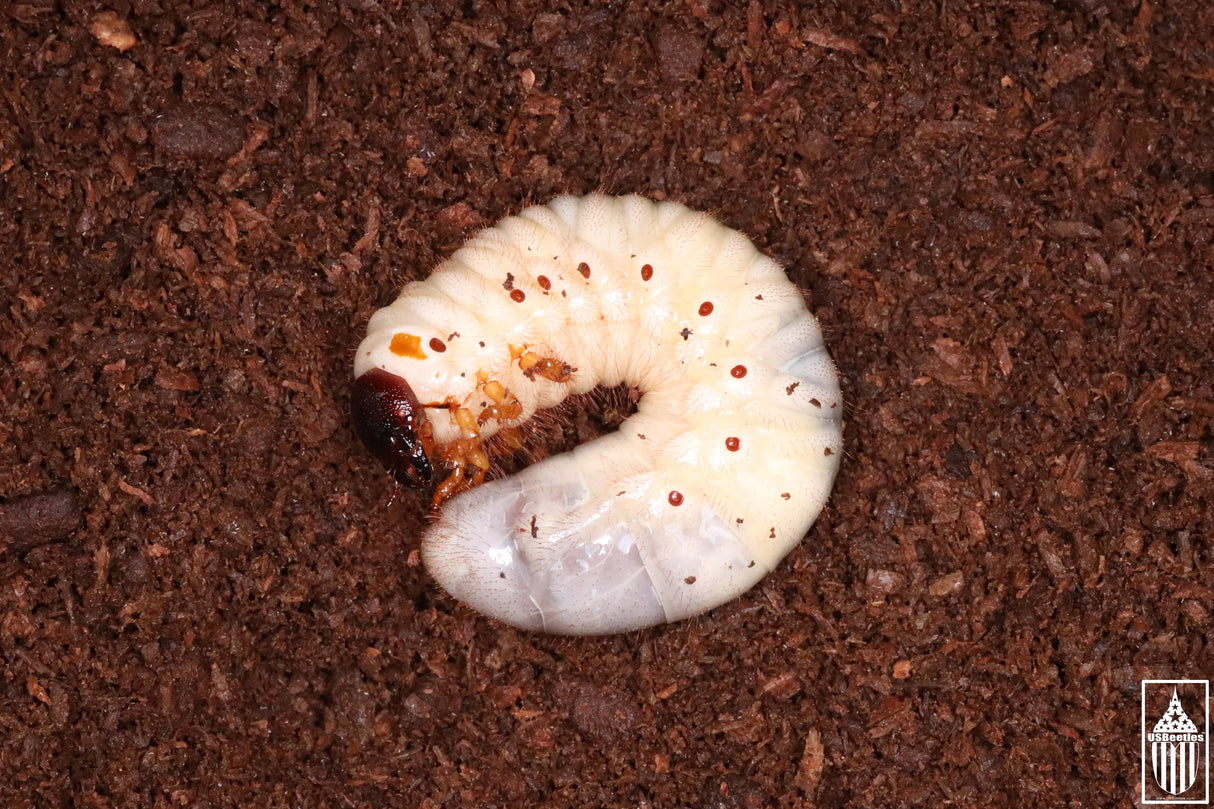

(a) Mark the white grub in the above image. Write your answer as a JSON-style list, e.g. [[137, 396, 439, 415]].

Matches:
[[355, 194, 842, 634]]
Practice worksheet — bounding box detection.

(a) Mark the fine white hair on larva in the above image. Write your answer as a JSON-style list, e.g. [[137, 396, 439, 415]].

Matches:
[[352, 194, 842, 635]]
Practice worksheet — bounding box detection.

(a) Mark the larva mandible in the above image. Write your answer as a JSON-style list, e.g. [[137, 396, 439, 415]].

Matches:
[[353, 194, 842, 635]]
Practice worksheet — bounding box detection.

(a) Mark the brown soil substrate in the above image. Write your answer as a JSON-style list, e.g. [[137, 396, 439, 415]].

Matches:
[[2, 2, 1212, 806]]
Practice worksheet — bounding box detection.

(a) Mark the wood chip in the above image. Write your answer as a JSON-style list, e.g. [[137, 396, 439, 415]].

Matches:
[[90, 11, 136, 51]]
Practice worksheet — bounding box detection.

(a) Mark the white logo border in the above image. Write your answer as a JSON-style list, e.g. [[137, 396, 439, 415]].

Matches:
[[1142, 679, 1210, 805]]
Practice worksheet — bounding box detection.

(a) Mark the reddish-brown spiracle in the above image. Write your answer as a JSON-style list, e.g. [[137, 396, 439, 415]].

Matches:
[[351, 367, 435, 487]]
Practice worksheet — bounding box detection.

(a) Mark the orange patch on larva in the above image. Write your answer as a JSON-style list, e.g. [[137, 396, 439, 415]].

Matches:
[[389, 333, 426, 359]]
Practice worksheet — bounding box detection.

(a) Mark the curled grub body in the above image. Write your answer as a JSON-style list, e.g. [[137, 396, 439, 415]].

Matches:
[[354, 194, 842, 634]]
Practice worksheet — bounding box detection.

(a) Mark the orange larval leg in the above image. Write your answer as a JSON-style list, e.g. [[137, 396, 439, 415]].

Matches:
[[477, 378, 524, 425], [518, 350, 575, 383], [431, 465, 465, 510], [429, 405, 498, 507]]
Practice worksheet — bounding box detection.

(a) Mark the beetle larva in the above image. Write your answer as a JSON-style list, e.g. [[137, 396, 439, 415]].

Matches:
[[353, 194, 842, 634]]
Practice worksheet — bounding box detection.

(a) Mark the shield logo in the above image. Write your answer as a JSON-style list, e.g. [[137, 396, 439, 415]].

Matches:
[[1151, 689, 1201, 796]]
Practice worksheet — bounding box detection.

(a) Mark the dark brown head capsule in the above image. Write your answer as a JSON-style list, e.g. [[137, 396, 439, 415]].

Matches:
[[351, 367, 436, 487]]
